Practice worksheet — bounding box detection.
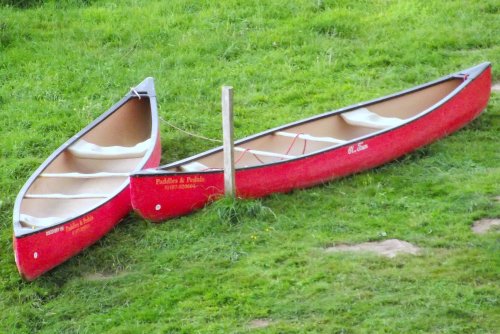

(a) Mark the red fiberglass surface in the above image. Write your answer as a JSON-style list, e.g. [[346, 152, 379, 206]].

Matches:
[[14, 134, 161, 281], [130, 65, 491, 223]]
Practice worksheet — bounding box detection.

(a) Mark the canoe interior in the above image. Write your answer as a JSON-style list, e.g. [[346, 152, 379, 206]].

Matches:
[[19, 97, 152, 228], [170, 77, 463, 171]]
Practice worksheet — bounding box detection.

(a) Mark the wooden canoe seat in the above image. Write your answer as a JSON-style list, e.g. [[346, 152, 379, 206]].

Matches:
[[20, 214, 61, 228], [341, 108, 404, 129], [41, 172, 129, 178], [68, 138, 152, 159], [24, 193, 110, 199], [235, 147, 296, 159], [276, 131, 347, 144], [180, 162, 209, 172]]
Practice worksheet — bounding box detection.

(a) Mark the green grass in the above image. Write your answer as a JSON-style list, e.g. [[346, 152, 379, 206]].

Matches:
[[1, 0, 499, 333]]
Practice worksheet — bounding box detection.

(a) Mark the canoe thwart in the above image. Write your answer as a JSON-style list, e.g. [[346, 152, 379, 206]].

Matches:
[[19, 214, 63, 228], [275, 131, 347, 144], [234, 146, 296, 160], [180, 162, 210, 172], [341, 108, 405, 129], [68, 138, 152, 159], [40, 172, 129, 178], [24, 193, 110, 199]]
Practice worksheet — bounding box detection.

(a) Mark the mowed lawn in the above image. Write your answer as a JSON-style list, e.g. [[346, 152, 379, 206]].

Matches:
[[1, 0, 499, 333]]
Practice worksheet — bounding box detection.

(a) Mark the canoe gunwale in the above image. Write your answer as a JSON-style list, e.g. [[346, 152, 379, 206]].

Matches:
[[13, 79, 159, 238], [133, 62, 491, 177]]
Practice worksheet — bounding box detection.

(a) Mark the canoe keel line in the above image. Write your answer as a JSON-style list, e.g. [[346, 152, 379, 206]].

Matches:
[[130, 63, 491, 222], [13, 78, 161, 280]]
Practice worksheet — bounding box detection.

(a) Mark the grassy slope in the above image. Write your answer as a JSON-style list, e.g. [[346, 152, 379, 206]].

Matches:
[[0, 0, 499, 333]]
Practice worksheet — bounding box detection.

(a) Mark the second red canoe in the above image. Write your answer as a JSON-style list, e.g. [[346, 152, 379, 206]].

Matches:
[[130, 63, 491, 222]]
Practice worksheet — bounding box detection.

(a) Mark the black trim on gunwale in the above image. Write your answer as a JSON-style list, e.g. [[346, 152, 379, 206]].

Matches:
[[133, 62, 490, 177]]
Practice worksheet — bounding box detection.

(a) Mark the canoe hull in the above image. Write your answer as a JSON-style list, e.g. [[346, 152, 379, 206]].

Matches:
[[130, 65, 491, 222], [13, 136, 161, 281]]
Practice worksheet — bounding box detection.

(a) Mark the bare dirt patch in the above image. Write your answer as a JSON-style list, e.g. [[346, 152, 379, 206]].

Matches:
[[492, 83, 500, 93], [248, 319, 273, 329], [472, 218, 500, 234], [326, 239, 420, 258]]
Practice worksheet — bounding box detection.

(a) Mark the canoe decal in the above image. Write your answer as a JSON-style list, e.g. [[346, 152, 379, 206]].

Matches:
[[65, 215, 94, 235], [45, 226, 65, 236], [347, 141, 368, 155], [156, 176, 206, 191]]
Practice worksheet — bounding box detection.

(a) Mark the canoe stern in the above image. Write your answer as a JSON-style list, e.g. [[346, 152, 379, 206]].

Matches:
[[13, 188, 131, 281]]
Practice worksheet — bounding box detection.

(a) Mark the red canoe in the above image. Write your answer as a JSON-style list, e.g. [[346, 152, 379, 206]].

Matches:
[[130, 63, 491, 222], [13, 78, 161, 280]]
